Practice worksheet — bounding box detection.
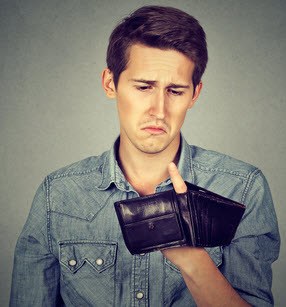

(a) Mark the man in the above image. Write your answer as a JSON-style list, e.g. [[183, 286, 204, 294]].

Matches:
[[10, 5, 280, 306]]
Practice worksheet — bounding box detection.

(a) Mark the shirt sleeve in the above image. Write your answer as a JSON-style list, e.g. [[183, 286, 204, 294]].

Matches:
[[9, 179, 64, 307], [220, 169, 280, 307]]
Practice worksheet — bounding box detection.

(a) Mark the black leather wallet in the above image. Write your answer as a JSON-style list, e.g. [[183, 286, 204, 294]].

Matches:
[[114, 182, 246, 254]]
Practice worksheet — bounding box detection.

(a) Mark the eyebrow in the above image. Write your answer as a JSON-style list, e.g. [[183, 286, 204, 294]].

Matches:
[[130, 79, 190, 89]]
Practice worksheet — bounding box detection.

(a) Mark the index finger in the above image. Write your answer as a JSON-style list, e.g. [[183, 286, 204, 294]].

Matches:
[[168, 162, 187, 193]]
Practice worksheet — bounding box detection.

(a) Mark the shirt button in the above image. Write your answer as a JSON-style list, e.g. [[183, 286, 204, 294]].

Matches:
[[95, 258, 104, 266], [68, 259, 77, 266], [136, 291, 144, 299]]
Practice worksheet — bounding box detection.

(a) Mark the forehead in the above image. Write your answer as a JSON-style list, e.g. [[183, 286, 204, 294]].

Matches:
[[124, 44, 195, 82]]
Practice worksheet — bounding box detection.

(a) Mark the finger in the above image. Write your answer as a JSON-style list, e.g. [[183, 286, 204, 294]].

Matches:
[[168, 162, 187, 193]]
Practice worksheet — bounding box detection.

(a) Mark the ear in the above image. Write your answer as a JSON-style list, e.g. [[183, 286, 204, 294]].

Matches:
[[101, 68, 116, 98], [188, 81, 203, 109]]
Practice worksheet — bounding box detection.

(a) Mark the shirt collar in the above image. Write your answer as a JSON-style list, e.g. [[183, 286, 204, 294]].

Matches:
[[96, 137, 130, 191], [97, 135, 194, 190], [177, 134, 195, 184]]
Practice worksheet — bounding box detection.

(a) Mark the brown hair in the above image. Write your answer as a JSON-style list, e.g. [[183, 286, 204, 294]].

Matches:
[[106, 5, 208, 89]]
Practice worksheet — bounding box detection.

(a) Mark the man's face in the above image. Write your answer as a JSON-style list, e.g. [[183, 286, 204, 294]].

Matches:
[[103, 44, 202, 155]]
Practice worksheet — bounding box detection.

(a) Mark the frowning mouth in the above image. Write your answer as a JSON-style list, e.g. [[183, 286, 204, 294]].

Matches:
[[141, 125, 167, 135]]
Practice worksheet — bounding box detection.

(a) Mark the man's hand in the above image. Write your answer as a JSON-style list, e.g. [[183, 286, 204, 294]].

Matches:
[[162, 163, 250, 306], [161, 162, 206, 270]]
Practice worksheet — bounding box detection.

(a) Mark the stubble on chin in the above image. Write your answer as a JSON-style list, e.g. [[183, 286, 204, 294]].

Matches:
[[134, 134, 174, 155]]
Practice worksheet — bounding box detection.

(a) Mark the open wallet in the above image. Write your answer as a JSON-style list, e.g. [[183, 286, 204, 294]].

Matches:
[[114, 181, 246, 254]]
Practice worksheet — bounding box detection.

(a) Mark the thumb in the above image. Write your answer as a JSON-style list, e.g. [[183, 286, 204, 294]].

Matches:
[[168, 162, 187, 193]]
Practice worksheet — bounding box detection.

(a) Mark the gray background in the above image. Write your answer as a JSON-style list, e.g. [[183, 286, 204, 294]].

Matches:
[[1, 0, 285, 306]]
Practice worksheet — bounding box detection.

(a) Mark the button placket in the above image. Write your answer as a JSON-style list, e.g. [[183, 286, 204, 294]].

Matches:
[[132, 254, 149, 306], [136, 291, 144, 300]]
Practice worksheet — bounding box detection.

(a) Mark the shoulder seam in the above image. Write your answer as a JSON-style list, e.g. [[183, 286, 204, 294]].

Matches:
[[50, 167, 100, 179], [241, 168, 261, 203], [48, 154, 108, 180], [44, 176, 53, 254], [193, 162, 249, 179]]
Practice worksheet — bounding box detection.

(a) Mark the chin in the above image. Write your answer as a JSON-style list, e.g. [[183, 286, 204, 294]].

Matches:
[[137, 142, 169, 155]]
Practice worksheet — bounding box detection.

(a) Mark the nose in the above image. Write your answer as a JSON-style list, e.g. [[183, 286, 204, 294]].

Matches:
[[149, 89, 166, 119]]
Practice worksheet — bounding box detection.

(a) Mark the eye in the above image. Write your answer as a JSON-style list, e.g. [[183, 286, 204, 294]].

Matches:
[[135, 85, 152, 91], [168, 88, 184, 96]]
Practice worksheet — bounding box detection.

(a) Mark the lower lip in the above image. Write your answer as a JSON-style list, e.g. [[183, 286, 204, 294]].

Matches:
[[143, 128, 166, 135]]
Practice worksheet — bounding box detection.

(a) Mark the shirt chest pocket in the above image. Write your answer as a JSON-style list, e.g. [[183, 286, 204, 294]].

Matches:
[[59, 241, 117, 304], [59, 241, 117, 273]]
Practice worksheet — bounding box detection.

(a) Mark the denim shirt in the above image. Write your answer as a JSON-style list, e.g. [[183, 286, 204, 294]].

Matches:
[[10, 136, 280, 307]]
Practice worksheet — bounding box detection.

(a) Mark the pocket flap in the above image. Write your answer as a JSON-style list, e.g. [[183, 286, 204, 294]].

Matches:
[[59, 241, 117, 273]]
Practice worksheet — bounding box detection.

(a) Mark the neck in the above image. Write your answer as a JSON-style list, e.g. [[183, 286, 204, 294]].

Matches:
[[118, 136, 181, 195]]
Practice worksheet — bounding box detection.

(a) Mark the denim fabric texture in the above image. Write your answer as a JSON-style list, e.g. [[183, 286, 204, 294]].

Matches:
[[10, 136, 280, 306]]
